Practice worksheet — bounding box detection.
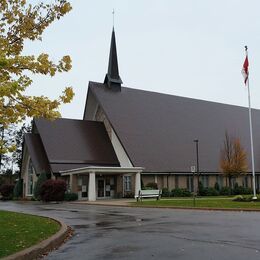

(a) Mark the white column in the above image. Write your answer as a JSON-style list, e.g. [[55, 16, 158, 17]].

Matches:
[[135, 172, 141, 198], [69, 174, 73, 193], [88, 172, 96, 201]]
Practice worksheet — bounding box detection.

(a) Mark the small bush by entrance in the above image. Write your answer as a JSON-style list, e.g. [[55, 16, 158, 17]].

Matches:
[[64, 192, 78, 201], [40, 179, 66, 202]]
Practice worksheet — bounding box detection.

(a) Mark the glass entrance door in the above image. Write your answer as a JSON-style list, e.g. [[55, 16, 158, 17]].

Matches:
[[98, 179, 105, 197], [97, 177, 115, 198]]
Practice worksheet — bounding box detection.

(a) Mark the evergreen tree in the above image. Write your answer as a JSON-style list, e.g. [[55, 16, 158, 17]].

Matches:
[[13, 179, 23, 198], [33, 172, 48, 200]]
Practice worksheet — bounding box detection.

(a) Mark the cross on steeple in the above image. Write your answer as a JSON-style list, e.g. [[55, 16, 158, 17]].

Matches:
[[112, 9, 115, 28]]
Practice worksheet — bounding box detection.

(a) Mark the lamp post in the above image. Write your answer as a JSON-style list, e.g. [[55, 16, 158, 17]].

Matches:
[[194, 139, 199, 193], [191, 165, 196, 206]]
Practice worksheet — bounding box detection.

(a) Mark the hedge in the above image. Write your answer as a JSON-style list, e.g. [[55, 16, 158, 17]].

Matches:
[[0, 184, 14, 200], [40, 179, 66, 202]]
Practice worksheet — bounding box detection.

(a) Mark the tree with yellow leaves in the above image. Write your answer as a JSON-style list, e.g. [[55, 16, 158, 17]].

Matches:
[[220, 131, 248, 187], [0, 0, 74, 155]]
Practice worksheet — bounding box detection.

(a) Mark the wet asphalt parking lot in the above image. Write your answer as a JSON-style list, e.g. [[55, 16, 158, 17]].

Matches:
[[1, 201, 260, 260]]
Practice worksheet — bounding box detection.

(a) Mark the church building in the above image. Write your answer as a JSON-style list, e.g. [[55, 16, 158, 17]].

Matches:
[[21, 29, 260, 200]]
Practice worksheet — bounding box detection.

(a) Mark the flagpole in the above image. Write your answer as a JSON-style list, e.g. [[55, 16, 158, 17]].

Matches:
[[245, 46, 257, 199]]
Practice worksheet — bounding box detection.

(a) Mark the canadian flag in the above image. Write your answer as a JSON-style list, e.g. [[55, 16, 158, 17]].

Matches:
[[242, 55, 249, 85]]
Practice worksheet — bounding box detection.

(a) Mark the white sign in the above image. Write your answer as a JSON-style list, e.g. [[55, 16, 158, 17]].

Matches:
[[82, 185, 87, 192], [191, 166, 196, 173]]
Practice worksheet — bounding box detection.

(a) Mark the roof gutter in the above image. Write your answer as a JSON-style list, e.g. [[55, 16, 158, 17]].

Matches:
[[60, 166, 144, 176]]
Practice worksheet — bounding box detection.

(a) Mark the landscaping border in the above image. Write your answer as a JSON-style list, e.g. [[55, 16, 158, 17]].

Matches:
[[3, 217, 70, 260]]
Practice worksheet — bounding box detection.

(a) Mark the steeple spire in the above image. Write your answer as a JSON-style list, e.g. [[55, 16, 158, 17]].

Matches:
[[104, 28, 123, 90]]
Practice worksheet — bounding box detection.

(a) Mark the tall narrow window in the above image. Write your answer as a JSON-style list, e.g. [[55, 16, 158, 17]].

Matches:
[[27, 159, 34, 195], [257, 176, 260, 192], [124, 176, 132, 192], [186, 176, 194, 192], [242, 176, 248, 188], [175, 175, 179, 188], [216, 175, 223, 189], [231, 177, 236, 189], [201, 175, 209, 188]]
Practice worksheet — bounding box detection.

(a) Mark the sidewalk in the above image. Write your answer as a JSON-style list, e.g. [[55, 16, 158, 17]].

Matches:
[[71, 198, 135, 206]]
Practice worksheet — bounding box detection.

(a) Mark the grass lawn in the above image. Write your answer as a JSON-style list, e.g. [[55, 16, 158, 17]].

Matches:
[[133, 197, 260, 209], [0, 210, 60, 258]]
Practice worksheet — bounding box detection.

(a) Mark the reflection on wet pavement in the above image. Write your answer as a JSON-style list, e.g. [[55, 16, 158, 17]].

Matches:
[[1, 201, 260, 260]]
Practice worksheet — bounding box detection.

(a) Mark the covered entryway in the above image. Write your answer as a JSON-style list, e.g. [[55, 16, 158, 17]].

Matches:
[[97, 176, 116, 198], [60, 166, 143, 201]]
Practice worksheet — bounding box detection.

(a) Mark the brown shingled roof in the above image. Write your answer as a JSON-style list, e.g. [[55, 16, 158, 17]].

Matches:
[[24, 134, 50, 174], [88, 81, 260, 173], [30, 118, 119, 173]]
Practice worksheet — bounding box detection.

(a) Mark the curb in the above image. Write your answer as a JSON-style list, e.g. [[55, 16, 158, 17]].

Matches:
[[131, 205, 260, 212], [71, 201, 260, 212], [4, 217, 70, 260]]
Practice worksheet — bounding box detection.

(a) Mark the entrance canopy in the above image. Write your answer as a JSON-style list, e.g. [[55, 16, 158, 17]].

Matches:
[[60, 166, 144, 201], [60, 166, 144, 175]]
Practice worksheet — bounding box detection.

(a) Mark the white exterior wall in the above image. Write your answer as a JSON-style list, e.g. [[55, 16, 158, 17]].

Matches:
[[110, 129, 133, 167], [21, 147, 29, 181]]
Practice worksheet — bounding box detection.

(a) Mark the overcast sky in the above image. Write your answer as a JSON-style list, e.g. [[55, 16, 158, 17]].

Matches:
[[23, 0, 260, 119]]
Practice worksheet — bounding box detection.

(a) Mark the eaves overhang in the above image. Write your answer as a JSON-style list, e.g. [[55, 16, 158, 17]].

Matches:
[[60, 166, 144, 176]]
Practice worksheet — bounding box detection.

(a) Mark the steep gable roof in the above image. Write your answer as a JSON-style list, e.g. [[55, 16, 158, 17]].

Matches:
[[24, 133, 50, 174], [88, 81, 260, 173], [32, 118, 119, 172]]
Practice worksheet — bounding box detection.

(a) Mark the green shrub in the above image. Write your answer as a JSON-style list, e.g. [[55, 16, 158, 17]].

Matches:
[[33, 172, 48, 200], [161, 188, 170, 197], [204, 187, 219, 196], [13, 179, 23, 198], [232, 195, 245, 201], [232, 195, 258, 202], [198, 181, 205, 196], [64, 192, 78, 201], [171, 188, 191, 197], [220, 186, 232, 195], [233, 185, 252, 195], [145, 182, 158, 189], [242, 187, 253, 195], [40, 179, 66, 202], [0, 184, 14, 200]]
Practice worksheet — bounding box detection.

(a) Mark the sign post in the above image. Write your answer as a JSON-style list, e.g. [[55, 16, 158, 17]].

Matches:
[[191, 166, 196, 207]]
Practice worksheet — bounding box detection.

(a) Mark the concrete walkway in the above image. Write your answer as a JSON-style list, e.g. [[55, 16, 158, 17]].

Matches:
[[72, 198, 135, 206]]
